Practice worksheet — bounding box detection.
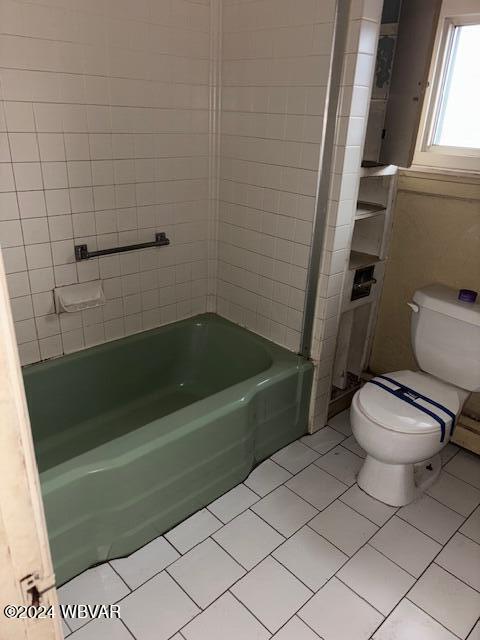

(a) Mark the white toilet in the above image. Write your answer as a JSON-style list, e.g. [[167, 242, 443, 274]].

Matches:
[[351, 284, 480, 507]]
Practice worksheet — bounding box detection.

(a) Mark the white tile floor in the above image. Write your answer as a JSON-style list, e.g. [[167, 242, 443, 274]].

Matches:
[[59, 410, 480, 640]]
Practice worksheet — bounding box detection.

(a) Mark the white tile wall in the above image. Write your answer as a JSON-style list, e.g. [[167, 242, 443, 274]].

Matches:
[[308, 0, 383, 430], [216, 0, 336, 351], [0, 0, 212, 364], [1, 0, 383, 441]]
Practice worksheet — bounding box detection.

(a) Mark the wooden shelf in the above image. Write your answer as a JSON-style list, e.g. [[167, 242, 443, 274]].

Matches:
[[355, 201, 386, 220], [349, 251, 382, 270], [360, 164, 398, 178]]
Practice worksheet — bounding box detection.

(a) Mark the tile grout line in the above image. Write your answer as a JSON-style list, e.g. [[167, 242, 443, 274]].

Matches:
[[210, 460, 407, 634], [118, 618, 137, 640], [269, 552, 319, 594], [304, 520, 366, 558], [431, 559, 480, 596], [337, 493, 399, 527], [303, 499, 408, 627], [294, 446, 472, 636], [367, 541, 429, 580], [108, 561, 134, 593], [65, 524, 222, 636], [169, 563, 274, 638], [205, 481, 262, 516], [397, 497, 480, 637], [296, 573, 384, 635], [393, 511, 463, 547], [335, 574, 387, 617], [167, 507, 358, 637], [62, 442, 397, 638], [313, 453, 364, 484], [327, 448, 480, 638], [65, 440, 339, 637], [270, 452, 322, 475], [233, 567, 319, 640], [365, 492, 470, 640], [172, 460, 372, 637], [404, 597, 464, 640], [440, 468, 480, 493], [458, 526, 480, 547], [62, 437, 479, 639], [465, 615, 480, 639], [212, 517, 287, 573], [422, 486, 476, 518], [227, 589, 276, 637], [285, 475, 351, 511]]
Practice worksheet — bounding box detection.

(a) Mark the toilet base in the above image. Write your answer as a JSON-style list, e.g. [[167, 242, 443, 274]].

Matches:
[[357, 454, 442, 507]]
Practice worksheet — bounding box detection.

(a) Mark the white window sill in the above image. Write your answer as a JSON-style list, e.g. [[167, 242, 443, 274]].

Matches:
[[401, 165, 480, 184]]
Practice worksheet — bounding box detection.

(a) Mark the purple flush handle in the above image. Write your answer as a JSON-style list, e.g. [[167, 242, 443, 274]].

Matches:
[[458, 289, 478, 303]]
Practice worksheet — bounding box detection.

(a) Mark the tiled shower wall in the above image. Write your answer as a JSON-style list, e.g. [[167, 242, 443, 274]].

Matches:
[[0, 0, 211, 364], [0, 0, 381, 434], [216, 0, 336, 351]]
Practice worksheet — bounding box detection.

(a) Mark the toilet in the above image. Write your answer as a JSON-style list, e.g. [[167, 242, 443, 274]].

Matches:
[[350, 283, 480, 507]]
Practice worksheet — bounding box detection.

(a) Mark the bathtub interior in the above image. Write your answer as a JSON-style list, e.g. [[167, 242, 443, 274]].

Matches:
[[24, 314, 274, 472], [23, 313, 313, 584]]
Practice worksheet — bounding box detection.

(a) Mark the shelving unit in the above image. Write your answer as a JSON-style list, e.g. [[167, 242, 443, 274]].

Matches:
[[349, 250, 381, 270], [355, 201, 386, 220], [329, 0, 444, 414], [359, 164, 397, 178], [331, 167, 398, 402]]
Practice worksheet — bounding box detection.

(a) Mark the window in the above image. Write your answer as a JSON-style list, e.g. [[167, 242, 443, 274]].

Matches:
[[413, 2, 480, 173], [432, 24, 480, 149]]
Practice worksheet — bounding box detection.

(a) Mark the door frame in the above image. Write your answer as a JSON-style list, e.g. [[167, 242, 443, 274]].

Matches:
[[0, 249, 62, 640]]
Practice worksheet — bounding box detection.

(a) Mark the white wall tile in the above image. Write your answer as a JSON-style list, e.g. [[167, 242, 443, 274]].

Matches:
[[217, 2, 336, 349], [0, 219, 23, 247], [21, 218, 50, 245], [4, 102, 35, 132], [309, 2, 381, 431], [13, 162, 43, 189], [0, 163, 15, 192], [0, 0, 378, 416], [0, 192, 19, 221], [18, 191, 47, 219], [9, 133, 39, 162], [0, 0, 213, 363], [7, 271, 31, 298]]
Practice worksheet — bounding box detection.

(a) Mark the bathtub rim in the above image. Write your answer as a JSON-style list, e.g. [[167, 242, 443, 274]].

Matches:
[[22, 312, 294, 377], [31, 313, 312, 488]]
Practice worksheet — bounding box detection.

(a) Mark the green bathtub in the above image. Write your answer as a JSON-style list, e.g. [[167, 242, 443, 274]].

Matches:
[[23, 313, 313, 585]]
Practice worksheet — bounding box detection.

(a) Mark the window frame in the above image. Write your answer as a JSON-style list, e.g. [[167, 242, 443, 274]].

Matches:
[[413, 1, 480, 173]]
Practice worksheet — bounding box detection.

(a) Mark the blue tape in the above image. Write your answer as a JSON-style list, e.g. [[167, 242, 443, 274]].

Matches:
[[377, 375, 457, 437], [368, 376, 455, 443]]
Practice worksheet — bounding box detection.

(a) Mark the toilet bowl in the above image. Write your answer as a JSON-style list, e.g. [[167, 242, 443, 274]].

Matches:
[[351, 284, 480, 507], [350, 370, 467, 506]]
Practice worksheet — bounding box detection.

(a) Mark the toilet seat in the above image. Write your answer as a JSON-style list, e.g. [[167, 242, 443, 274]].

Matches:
[[358, 370, 460, 437]]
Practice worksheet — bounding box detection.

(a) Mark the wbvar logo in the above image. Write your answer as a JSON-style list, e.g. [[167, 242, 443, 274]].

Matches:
[[60, 604, 121, 620]]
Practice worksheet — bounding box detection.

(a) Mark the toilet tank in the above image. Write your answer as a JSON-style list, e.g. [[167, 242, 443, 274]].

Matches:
[[411, 284, 480, 392]]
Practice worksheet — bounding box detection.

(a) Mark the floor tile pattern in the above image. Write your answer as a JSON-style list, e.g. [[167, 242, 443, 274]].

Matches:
[[59, 410, 480, 640]]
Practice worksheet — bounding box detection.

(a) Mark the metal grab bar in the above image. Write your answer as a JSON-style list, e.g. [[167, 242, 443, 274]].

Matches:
[[74, 232, 170, 261]]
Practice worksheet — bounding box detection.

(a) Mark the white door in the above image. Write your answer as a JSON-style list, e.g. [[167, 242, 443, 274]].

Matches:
[[0, 250, 63, 640]]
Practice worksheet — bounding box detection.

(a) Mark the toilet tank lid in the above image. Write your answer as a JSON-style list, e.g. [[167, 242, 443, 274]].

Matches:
[[413, 284, 480, 326]]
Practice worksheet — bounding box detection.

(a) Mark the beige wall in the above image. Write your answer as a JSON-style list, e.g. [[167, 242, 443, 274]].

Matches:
[[370, 170, 480, 416]]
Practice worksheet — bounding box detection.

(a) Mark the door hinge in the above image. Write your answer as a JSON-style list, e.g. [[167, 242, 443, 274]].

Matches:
[[20, 571, 56, 606]]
